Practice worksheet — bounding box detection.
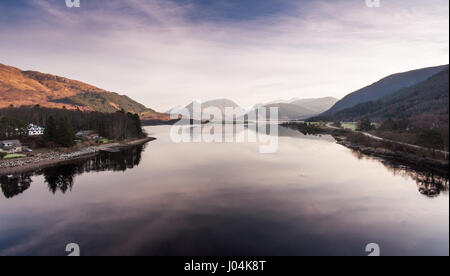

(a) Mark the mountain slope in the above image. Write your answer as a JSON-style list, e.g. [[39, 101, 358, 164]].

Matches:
[[0, 63, 169, 120], [331, 68, 449, 121], [263, 103, 316, 120], [323, 65, 448, 115], [290, 97, 338, 114]]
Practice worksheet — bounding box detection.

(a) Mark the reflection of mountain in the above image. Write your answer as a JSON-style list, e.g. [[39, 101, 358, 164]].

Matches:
[[0, 145, 144, 198], [0, 174, 32, 198]]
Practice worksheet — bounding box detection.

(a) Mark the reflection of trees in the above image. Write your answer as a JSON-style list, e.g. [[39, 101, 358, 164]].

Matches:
[[2, 145, 144, 198], [354, 153, 449, 198], [415, 172, 449, 198], [44, 145, 144, 194], [44, 165, 76, 194], [0, 174, 32, 198], [82, 146, 143, 172]]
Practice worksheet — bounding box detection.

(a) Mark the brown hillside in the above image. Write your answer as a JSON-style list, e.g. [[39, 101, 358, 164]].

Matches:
[[0, 63, 171, 120]]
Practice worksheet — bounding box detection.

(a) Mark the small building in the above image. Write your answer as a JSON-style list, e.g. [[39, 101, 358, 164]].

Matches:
[[28, 124, 45, 136], [75, 130, 99, 140], [0, 140, 22, 153]]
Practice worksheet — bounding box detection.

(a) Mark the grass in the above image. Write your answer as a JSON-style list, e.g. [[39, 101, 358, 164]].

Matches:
[[307, 122, 326, 127], [98, 138, 110, 144], [2, 154, 27, 160], [341, 122, 357, 131]]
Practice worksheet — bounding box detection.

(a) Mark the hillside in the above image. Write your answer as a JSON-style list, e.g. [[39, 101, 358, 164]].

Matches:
[[331, 68, 449, 122], [322, 65, 448, 115], [290, 97, 338, 114], [0, 63, 169, 121], [263, 103, 316, 120]]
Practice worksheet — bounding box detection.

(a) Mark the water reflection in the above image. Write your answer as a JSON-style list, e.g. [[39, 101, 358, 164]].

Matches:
[[0, 174, 32, 198], [0, 145, 144, 198], [0, 126, 448, 256], [349, 151, 449, 198], [382, 163, 449, 198]]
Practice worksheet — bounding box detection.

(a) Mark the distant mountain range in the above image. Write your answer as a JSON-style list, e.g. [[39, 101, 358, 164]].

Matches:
[[251, 97, 338, 120], [0, 63, 170, 121], [322, 67, 449, 122], [167, 97, 338, 121], [322, 64, 449, 116], [168, 99, 245, 121]]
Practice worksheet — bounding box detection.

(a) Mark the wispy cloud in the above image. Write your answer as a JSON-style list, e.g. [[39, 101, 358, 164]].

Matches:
[[1, 0, 448, 111]]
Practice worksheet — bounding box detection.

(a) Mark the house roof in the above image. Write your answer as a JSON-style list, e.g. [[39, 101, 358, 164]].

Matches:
[[0, 140, 22, 147], [75, 130, 95, 136]]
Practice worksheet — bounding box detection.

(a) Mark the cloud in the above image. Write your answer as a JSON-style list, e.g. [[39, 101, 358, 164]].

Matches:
[[0, 0, 448, 111]]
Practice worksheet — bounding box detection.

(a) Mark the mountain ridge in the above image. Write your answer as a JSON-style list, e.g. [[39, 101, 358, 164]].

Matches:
[[0, 63, 170, 121], [322, 64, 449, 115], [328, 68, 449, 122]]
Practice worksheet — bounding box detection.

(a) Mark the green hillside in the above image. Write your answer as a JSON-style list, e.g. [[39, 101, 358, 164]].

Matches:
[[56, 92, 151, 114]]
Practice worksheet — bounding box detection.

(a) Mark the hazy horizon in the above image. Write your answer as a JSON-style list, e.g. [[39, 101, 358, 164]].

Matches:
[[1, 0, 448, 112]]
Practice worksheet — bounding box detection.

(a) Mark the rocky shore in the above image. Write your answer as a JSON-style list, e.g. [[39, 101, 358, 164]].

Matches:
[[0, 137, 156, 175]]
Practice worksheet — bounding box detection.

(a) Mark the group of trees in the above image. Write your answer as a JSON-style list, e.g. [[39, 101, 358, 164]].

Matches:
[[0, 106, 146, 147], [331, 116, 448, 152], [356, 116, 375, 131], [44, 116, 76, 147], [0, 117, 28, 139], [375, 117, 447, 152]]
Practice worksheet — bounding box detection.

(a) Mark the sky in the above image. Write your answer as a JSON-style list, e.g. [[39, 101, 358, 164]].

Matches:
[[0, 0, 449, 112]]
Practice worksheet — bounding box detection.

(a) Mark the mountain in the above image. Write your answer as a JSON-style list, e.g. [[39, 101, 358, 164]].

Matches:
[[329, 68, 449, 122], [261, 103, 315, 120], [290, 97, 338, 114], [251, 97, 338, 121], [0, 63, 170, 121], [183, 99, 245, 120], [322, 65, 449, 115]]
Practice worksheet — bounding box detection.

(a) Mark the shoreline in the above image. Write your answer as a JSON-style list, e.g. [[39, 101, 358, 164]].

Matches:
[[0, 137, 156, 175], [334, 136, 449, 177], [281, 122, 449, 177]]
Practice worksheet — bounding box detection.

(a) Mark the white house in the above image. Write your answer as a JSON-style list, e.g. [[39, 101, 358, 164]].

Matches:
[[0, 140, 22, 153], [28, 124, 45, 136]]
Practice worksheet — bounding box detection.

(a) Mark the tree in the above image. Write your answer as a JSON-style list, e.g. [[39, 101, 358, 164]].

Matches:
[[132, 113, 143, 137], [332, 120, 342, 128], [416, 129, 445, 154], [55, 116, 75, 147], [380, 118, 397, 131], [44, 116, 57, 141], [357, 116, 375, 131]]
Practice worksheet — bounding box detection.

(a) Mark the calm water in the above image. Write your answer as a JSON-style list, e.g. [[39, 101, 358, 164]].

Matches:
[[0, 125, 448, 256]]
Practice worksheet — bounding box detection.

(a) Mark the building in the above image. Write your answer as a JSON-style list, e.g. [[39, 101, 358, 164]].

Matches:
[[0, 140, 22, 153], [28, 124, 45, 136], [75, 130, 100, 140]]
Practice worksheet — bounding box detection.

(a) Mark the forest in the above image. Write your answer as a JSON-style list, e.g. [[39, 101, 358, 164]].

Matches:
[[0, 106, 145, 144]]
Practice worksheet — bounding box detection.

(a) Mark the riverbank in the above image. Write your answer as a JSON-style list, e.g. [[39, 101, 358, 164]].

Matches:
[[334, 136, 449, 176], [281, 122, 449, 177], [0, 137, 156, 175]]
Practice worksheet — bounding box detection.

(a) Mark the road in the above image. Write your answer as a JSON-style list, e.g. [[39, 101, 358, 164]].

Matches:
[[324, 123, 449, 158]]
